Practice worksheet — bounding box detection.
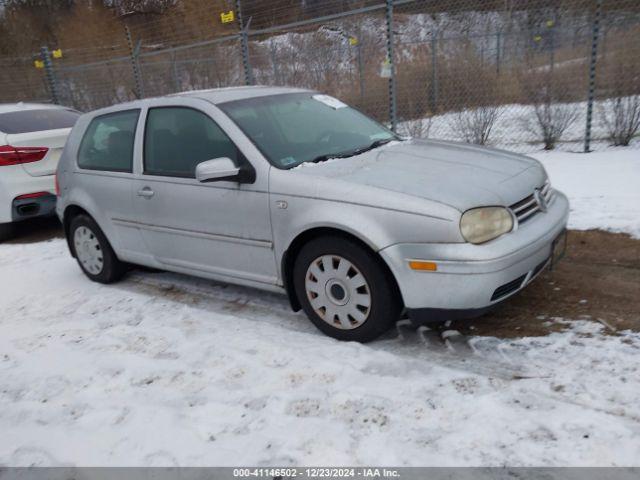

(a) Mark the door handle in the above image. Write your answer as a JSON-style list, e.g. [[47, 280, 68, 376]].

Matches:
[[137, 187, 155, 198]]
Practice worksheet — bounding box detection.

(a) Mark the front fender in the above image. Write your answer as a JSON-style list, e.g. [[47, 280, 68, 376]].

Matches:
[[271, 193, 461, 277], [269, 167, 462, 256]]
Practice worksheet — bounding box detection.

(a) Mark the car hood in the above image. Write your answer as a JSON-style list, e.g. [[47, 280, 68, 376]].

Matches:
[[293, 138, 546, 211]]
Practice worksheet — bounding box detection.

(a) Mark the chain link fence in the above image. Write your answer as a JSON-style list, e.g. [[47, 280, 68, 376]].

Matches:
[[1, 0, 639, 153]]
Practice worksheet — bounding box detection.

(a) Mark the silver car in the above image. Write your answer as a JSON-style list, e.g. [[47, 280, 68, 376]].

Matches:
[[56, 87, 569, 342]]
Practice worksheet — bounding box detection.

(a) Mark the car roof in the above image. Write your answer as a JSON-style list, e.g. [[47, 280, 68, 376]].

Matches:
[[171, 85, 313, 104], [87, 86, 315, 118], [0, 102, 69, 114]]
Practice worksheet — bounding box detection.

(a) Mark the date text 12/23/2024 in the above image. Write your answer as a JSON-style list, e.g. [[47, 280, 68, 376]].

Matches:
[[233, 468, 400, 478]]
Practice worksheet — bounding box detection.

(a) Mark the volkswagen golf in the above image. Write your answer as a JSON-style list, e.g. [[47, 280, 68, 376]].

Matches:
[[56, 86, 569, 342]]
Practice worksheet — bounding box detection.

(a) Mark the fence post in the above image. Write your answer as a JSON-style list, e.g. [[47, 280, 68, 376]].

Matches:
[[584, 0, 602, 153], [236, 0, 254, 86], [356, 39, 365, 104], [41, 46, 59, 105], [496, 29, 501, 75], [430, 31, 438, 112], [548, 19, 556, 73], [125, 26, 144, 99], [385, 0, 397, 131], [171, 51, 180, 91]]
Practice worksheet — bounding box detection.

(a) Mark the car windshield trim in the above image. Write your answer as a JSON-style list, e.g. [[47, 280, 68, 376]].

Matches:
[[217, 93, 398, 170]]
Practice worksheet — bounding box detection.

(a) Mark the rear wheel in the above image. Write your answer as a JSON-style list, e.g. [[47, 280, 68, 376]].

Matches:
[[0, 222, 14, 243], [293, 236, 401, 342], [69, 214, 126, 283]]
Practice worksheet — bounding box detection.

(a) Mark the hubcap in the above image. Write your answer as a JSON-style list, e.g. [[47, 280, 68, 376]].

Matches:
[[73, 226, 104, 275], [304, 255, 372, 330]]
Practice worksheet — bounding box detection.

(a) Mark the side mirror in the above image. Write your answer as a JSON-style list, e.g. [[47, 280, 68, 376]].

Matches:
[[195, 157, 241, 183]]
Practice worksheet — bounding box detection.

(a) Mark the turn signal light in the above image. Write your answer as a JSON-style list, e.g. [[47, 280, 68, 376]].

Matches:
[[408, 260, 438, 271]]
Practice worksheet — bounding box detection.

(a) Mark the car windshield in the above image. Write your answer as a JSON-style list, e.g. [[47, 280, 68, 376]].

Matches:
[[218, 93, 397, 169]]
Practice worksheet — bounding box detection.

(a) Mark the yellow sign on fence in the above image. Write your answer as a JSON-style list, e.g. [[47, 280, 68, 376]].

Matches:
[[349, 36, 358, 46], [52, 49, 63, 59], [34, 59, 45, 69], [220, 10, 235, 24]]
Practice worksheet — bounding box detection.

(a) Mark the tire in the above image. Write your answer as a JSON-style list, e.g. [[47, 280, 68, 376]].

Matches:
[[293, 236, 401, 342], [69, 214, 127, 283], [0, 222, 14, 243]]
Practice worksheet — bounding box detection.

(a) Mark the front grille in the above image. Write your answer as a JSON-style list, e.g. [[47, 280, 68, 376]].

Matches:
[[491, 274, 527, 301], [510, 180, 554, 225]]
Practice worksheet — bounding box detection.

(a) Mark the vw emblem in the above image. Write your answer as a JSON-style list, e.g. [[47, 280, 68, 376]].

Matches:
[[534, 188, 548, 212]]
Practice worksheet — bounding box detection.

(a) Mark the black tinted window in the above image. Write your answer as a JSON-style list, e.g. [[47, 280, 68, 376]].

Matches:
[[78, 110, 139, 172], [0, 108, 80, 134], [144, 107, 238, 178]]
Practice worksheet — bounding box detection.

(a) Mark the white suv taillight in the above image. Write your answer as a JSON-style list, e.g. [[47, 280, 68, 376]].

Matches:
[[0, 145, 49, 166]]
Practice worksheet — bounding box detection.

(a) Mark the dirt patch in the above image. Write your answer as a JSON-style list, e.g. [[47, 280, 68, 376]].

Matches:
[[454, 230, 640, 337]]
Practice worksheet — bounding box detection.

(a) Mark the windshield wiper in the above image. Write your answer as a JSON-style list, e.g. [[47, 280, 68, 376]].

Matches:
[[307, 138, 394, 165], [308, 151, 353, 164], [350, 138, 393, 156]]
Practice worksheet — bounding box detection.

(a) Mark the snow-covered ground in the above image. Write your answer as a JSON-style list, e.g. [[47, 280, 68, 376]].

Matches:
[[397, 99, 640, 154], [533, 149, 640, 239], [0, 148, 639, 467]]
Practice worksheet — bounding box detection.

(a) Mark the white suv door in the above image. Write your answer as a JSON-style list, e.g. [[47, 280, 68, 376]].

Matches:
[[131, 101, 278, 288]]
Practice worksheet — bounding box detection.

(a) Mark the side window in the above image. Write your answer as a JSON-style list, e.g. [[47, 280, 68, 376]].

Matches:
[[144, 107, 239, 178], [77, 110, 139, 172]]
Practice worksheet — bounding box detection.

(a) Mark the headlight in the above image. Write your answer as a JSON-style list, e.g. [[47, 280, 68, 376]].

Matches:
[[460, 207, 514, 244]]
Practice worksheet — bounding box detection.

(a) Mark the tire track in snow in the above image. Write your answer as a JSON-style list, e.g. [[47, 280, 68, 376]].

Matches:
[[124, 271, 539, 382]]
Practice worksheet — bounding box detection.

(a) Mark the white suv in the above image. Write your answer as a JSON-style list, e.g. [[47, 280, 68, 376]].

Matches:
[[0, 103, 80, 241]]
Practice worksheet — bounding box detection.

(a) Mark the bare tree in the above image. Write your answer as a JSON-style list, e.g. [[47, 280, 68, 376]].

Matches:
[[599, 95, 640, 147], [528, 100, 579, 150], [450, 105, 502, 145], [398, 117, 432, 139], [520, 69, 580, 150]]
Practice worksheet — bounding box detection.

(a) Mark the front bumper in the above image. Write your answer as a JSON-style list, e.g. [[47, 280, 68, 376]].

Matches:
[[379, 191, 569, 323]]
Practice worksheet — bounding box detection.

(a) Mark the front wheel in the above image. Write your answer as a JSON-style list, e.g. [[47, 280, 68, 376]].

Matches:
[[293, 236, 401, 342], [69, 214, 127, 283]]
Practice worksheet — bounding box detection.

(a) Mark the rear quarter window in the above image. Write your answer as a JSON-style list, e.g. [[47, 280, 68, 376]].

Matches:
[[77, 110, 140, 172], [0, 108, 80, 134]]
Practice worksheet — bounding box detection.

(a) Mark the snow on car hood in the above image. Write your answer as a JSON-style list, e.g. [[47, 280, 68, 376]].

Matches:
[[294, 138, 546, 211]]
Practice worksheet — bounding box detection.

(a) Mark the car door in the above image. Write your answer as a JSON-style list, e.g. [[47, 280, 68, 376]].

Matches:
[[74, 108, 145, 259], [131, 99, 277, 287]]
